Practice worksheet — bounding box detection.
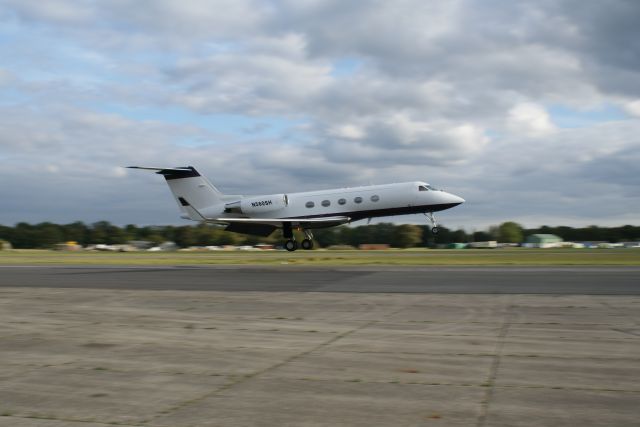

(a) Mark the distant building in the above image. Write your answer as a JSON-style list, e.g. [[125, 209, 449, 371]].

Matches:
[[148, 241, 178, 252], [447, 243, 467, 249], [128, 240, 153, 250], [0, 240, 12, 250], [254, 243, 275, 250], [468, 241, 498, 249], [359, 244, 390, 250], [622, 242, 640, 248], [54, 241, 82, 251], [525, 234, 563, 248]]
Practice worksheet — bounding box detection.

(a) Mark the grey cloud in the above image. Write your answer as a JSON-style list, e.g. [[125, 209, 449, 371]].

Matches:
[[577, 146, 640, 194], [167, 50, 332, 115], [1, 0, 640, 228]]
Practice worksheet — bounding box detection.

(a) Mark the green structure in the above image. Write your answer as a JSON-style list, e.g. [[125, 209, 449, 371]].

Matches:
[[447, 243, 467, 249], [525, 234, 562, 248]]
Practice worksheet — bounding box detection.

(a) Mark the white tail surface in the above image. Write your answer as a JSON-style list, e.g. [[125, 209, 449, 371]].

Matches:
[[128, 166, 224, 219]]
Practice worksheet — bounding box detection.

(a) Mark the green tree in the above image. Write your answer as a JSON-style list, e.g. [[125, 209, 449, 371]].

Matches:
[[0, 225, 13, 245], [124, 224, 139, 240], [391, 224, 423, 248], [313, 228, 339, 247], [497, 222, 523, 243], [62, 222, 89, 245], [174, 226, 195, 247], [215, 230, 240, 246], [451, 229, 469, 243], [89, 221, 110, 244], [473, 231, 491, 241]]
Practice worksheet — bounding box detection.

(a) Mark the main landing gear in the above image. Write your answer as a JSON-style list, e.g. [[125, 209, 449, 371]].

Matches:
[[284, 239, 298, 252], [282, 223, 314, 252], [425, 212, 439, 234]]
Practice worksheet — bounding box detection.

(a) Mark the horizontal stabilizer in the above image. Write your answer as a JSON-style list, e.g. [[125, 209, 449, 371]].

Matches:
[[127, 166, 200, 180]]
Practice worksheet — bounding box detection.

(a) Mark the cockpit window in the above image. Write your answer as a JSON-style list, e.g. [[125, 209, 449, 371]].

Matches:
[[419, 184, 439, 191]]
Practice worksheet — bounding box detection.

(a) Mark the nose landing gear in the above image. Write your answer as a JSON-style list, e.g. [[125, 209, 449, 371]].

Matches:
[[425, 212, 439, 234]]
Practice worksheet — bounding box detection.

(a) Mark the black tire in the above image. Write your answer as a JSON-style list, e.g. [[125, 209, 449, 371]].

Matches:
[[284, 239, 298, 252], [301, 239, 314, 250], [431, 226, 439, 235]]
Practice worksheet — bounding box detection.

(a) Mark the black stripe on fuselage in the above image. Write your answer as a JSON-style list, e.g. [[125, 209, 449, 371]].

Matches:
[[157, 167, 200, 180], [284, 203, 461, 222]]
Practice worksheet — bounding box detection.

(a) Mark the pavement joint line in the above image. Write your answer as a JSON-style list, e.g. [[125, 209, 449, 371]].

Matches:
[[284, 377, 640, 393], [1, 414, 144, 426], [610, 327, 640, 337], [599, 298, 640, 326], [476, 297, 514, 427], [0, 360, 80, 382], [145, 305, 404, 422], [327, 349, 640, 361]]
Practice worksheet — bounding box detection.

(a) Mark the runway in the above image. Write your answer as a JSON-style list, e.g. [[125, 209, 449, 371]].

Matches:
[[2, 265, 639, 426], [1, 265, 639, 294]]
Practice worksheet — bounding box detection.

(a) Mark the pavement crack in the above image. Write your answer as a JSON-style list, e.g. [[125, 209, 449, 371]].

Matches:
[[3, 414, 143, 426], [148, 308, 399, 422], [611, 327, 640, 337], [476, 298, 514, 427]]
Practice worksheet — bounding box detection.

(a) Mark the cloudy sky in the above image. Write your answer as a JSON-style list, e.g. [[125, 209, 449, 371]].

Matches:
[[1, 0, 639, 229]]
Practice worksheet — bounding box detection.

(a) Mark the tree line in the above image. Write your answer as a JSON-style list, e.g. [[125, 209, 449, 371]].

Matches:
[[1, 221, 639, 249]]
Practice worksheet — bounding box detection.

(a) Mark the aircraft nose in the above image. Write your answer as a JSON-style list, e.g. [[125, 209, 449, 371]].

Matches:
[[449, 193, 465, 205]]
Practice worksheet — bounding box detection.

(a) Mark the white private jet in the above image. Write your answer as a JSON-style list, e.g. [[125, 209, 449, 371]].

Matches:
[[128, 166, 464, 251]]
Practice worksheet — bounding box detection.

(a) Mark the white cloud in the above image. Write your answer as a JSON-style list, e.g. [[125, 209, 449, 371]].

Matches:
[[506, 102, 556, 137], [623, 100, 640, 117], [328, 124, 366, 140]]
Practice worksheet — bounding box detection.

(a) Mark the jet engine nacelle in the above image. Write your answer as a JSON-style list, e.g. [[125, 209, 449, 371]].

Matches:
[[225, 194, 288, 214]]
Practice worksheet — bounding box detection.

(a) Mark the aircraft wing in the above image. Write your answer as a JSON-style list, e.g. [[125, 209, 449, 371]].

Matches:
[[180, 198, 350, 236], [206, 217, 351, 237], [206, 216, 351, 226]]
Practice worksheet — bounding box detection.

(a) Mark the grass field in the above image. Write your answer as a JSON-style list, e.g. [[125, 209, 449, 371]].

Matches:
[[1, 248, 639, 266]]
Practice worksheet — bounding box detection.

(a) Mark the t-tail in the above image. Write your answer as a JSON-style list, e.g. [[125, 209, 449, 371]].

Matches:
[[127, 166, 223, 220]]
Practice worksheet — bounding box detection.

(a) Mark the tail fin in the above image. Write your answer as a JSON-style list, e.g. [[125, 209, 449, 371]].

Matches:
[[127, 166, 223, 220]]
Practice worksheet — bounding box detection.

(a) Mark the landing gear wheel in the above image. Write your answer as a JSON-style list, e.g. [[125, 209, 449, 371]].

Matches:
[[425, 212, 438, 235], [284, 239, 298, 252], [301, 239, 314, 250]]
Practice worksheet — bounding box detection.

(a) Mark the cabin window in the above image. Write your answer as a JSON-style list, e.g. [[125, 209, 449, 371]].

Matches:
[[354, 196, 363, 204], [321, 200, 330, 207], [305, 201, 315, 208], [419, 185, 428, 191], [371, 195, 380, 202], [338, 198, 346, 205]]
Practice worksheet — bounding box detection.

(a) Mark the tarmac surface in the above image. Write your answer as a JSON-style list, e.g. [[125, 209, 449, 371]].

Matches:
[[0, 266, 639, 426], [1, 265, 639, 294]]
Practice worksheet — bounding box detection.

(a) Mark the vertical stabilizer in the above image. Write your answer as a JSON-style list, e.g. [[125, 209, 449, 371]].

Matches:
[[127, 166, 223, 219]]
